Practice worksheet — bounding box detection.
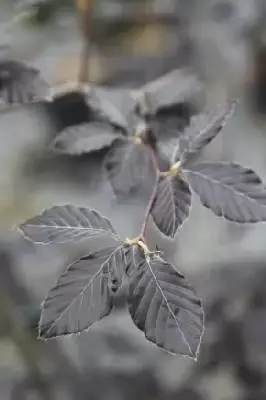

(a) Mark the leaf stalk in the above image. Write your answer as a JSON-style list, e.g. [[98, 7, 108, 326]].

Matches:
[[160, 161, 182, 177]]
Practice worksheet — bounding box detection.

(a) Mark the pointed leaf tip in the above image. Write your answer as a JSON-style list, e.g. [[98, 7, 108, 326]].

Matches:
[[173, 100, 237, 166]]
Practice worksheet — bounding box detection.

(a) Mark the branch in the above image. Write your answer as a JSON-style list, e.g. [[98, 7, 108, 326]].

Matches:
[[76, 0, 93, 84]]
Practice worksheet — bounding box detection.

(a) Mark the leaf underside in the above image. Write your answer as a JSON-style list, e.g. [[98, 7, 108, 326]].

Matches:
[[186, 162, 266, 223], [138, 69, 202, 115], [0, 61, 48, 104], [51, 121, 122, 155], [173, 100, 237, 166], [19, 205, 118, 244], [104, 139, 157, 198], [151, 175, 191, 237], [126, 246, 204, 358], [39, 245, 120, 339], [86, 86, 136, 131]]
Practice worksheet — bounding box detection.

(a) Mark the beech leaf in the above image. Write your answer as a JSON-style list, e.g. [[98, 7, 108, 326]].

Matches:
[[151, 175, 191, 237], [137, 69, 202, 116], [0, 61, 48, 104], [104, 139, 157, 197], [51, 121, 122, 155], [39, 245, 122, 338], [19, 205, 119, 244], [185, 162, 266, 222], [86, 86, 136, 132], [173, 100, 237, 166], [126, 245, 204, 358]]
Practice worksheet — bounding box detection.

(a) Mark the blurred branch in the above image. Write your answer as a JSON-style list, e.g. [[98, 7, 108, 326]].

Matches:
[[76, 0, 93, 84]]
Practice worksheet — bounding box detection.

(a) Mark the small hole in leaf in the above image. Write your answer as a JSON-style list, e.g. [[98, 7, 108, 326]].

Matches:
[[110, 278, 119, 293]]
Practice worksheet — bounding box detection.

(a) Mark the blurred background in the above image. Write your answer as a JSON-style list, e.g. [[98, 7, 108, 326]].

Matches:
[[1, 0, 266, 399]]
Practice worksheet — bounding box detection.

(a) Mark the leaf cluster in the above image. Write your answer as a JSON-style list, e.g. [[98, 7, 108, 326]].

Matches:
[[4, 59, 266, 359], [19, 205, 204, 359]]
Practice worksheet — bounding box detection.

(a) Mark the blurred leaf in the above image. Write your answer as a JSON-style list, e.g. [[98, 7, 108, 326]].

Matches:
[[104, 139, 157, 197], [137, 69, 202, 116], [19, 205, 119, 244], [39, 245, 121, 338], [126, 245, 204, 358], [151, 175, 191, 237], [21, 0, 74, 27], [0, 61, 48, 105], [186, 162, 266, 222], [51, 121, 122, 155], [87, 87, 137, 132]]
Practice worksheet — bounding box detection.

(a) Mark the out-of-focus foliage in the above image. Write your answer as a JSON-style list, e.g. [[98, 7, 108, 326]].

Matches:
[[1, 0, 266, 399], [17, 0, 75, 26]]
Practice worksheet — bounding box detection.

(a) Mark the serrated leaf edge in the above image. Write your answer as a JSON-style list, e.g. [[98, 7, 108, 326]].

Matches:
[[171, 99, 238, 166], [38, 244, 124, 340], [17, 205, 120, 245], [152, 175, 192, 238], [130, 250, 204, 360], [184, 161, 266, 225]]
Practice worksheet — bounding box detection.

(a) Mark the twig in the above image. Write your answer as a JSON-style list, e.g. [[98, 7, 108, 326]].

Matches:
[[139, 148, 160, 240], [76, 0, 93, 84], [138, 149, 182, 240]]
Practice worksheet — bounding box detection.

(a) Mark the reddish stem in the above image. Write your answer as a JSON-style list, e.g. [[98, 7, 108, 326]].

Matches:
[[139, 148, 160, 240]]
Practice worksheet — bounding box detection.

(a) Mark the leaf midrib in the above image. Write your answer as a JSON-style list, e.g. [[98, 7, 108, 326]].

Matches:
[[186, 167, 265, 206], [42, 245, 120, 336], [145, 258, 193, 355]]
